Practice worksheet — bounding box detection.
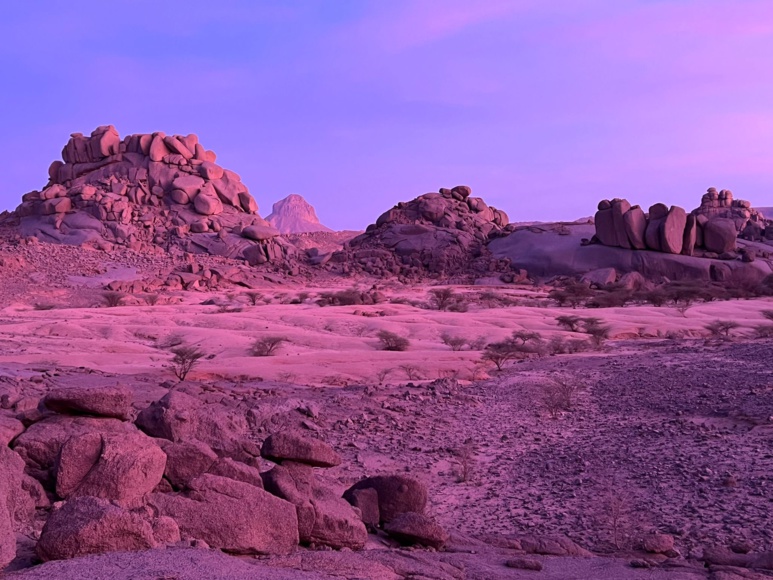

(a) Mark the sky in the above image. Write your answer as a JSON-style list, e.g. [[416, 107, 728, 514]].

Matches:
[[1, 0, 772, 229]]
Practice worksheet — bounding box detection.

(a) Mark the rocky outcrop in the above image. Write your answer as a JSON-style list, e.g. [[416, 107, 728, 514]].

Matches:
[[260, 433, 366, 550], [332, 186, 513, 279], [592, 189, 773, 257], [266, 194, 332, 234], [12, 126, 293, 265]]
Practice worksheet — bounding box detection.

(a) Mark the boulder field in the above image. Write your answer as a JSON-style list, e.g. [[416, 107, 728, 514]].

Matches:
[[1, 384, 447, 569]]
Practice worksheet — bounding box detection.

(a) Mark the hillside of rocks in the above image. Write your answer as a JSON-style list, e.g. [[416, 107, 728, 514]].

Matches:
[[2, 126, 293, 267], [266, 194, 332, 234], [326, 185, 521, 281]]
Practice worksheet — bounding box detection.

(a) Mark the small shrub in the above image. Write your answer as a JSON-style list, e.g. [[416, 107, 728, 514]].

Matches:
[[753, 324, 773, 338], [399, 364, 422, 380], [511, 330, 542, 345], [441, 333, 467, 351], [143, 293, 160, 306], [454, 441, 476, 483], [705, 320, 740, 339], [542, 378, 577, 419], [33, 303, 56, 311], [101, 291, 125, 307], [251, 336, 287, 356], [377, 330, 410, 351], [376, 367, 393, 383], [761, 310, 773, 322], [157, 333, 184, 350], [170, 345, 206, 381], [428, 288, 457, 311], [549, 280, 592, 308], [466, 336, 488, 351], [245, 291, 263, 306], [581, 317, 611, 347], [277, 371, 298, 383]]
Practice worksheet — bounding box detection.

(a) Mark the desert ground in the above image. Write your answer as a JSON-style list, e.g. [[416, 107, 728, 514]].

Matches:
[[2, 241, 773, 579]]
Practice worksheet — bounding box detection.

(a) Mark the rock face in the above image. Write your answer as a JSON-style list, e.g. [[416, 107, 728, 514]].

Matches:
[[12, 126, 292, 265], [135, 390, 251, 460], [591, 188, 771, 257], [335, 186, 512, 279], [12, 415, 140, 486], [266, 194, 332, 234], [1, 447, 32, 568], [55, 432, 166, 508]]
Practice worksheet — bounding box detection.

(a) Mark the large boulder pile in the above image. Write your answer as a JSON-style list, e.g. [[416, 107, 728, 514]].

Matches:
[[593, 189, 772, 257], [266, 194, 332, 234], [330, 186, 512, 279], [11, 126, 292, 265]]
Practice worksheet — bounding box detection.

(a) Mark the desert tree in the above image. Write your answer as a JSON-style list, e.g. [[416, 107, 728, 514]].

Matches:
[[704, 320, 740, 339], [511, 330, 542, 345], [555, 315, 582, 332], [428, 288, 457, 311], [481, 340, 520, 371], [170, 345, 206, 381]]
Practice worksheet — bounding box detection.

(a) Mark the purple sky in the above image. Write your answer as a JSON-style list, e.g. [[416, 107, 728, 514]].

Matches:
[[1, 1, 772, 229]]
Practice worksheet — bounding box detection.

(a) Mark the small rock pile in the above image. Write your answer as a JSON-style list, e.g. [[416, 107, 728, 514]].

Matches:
[[11, 126, 292, 265], [593, 189, 771, 257], [1, 384, 446, 568], [332, 186, 513, 279]]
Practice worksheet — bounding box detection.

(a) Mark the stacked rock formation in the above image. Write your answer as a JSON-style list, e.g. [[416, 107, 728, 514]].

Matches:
[[266, 194, 332, 234], [592, 189, 773, 256], [13, 126, 290, 265], [693, 188, 772, 243], [332, 185, 513, 278]]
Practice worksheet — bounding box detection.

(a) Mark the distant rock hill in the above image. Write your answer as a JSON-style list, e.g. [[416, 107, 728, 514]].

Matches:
[[326, 185, 518, 281], [4, 125, 292, 265], [266, 194, 332, 234]]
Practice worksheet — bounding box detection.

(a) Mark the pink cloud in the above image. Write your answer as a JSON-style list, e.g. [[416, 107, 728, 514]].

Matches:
[[335, 0, 535, 53]]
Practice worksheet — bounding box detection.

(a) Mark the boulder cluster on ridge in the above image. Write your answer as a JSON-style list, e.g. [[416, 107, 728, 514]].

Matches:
[[11, 126, 292, 265]]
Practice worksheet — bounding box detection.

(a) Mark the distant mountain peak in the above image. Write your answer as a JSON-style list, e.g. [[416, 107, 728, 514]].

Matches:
[[267, 194, 332, 234]]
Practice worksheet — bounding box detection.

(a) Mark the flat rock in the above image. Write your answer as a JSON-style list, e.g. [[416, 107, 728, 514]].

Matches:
[[384, 512, 449, 550], [261, 432, 341, 468], [43, 385, 132, 420]]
